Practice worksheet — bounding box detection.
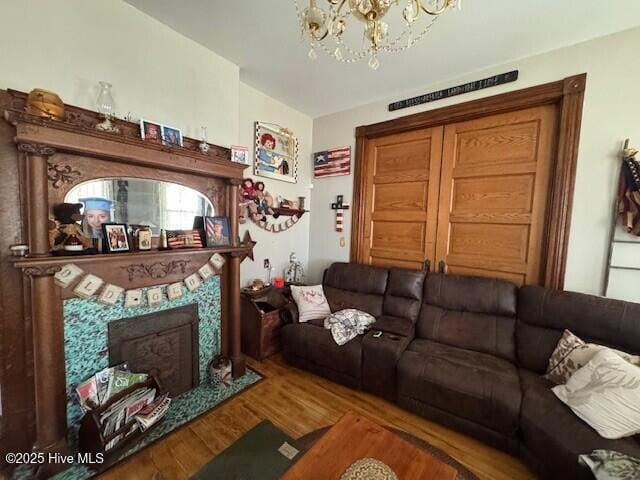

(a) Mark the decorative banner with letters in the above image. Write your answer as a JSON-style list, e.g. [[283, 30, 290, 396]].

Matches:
[[54, 253, 227, 308]]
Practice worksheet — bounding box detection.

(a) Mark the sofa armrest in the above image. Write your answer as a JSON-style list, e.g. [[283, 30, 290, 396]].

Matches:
[[280, 302, 299, 324]]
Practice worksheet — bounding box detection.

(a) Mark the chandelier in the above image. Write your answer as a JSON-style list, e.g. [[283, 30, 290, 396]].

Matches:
[[295, 0, 461, 69]]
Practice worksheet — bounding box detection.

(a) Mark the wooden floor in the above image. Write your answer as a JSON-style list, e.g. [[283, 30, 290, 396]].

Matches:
[[99, 355, 536, 480]]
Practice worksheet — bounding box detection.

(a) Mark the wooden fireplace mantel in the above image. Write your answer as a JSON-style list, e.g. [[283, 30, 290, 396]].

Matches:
[[2, 101, 250, 469], [4, 109, 246, 179]]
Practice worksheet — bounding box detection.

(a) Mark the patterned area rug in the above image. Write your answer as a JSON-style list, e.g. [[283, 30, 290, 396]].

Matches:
[[192, 420, 480, 480], [298, 427, 480, 480]]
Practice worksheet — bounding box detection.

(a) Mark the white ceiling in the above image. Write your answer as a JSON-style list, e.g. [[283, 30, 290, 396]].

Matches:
[[125, 0, 640, 118]]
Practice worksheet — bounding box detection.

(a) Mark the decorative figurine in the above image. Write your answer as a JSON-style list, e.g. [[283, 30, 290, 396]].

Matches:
[[48, 203, 93, 252], [285, 252, 305, 284]]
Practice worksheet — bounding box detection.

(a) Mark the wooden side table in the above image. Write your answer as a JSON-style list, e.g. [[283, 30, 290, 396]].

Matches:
[[240, 288, 289, 360]]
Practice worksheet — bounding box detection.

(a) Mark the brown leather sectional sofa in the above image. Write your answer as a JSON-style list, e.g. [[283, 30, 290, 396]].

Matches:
[[280, 262, 640, 480]]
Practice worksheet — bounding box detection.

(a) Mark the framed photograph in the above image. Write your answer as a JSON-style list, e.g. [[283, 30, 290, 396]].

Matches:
[[166, 229, 203, 249], [231, 145, 249, 165], [204, 216, 231, 247], [254, 122, 298, 184], [140, 119, 163, 143], [130, 225, 152, 251], [102, 224, 131, 253], [162, 125, 183, 147]]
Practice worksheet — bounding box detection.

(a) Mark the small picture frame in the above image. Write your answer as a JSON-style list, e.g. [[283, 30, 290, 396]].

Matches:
[[204, 216, 231, 247], [131, 225, 152, 251], [166, 229, 203, 249], [231, 145, 249, 165], [162, 125, 183, 147], [140, 119, 163, 143], [102, 223, 131, 253]]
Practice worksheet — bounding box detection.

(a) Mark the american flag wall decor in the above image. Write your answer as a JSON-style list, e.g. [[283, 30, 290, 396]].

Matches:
[[314, 147, 351, 178]]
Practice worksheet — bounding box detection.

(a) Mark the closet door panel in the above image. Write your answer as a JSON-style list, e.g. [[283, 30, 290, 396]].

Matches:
[[361, 127, 443, 270], [435, 105, 558, 285]]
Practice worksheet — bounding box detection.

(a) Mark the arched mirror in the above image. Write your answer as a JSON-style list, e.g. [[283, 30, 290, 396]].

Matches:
[[66, 178, 214, 236]]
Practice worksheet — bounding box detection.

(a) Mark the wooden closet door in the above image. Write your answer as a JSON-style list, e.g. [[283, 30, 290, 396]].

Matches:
[[435, 105, 558, 285], [360, 127, 443, 269]]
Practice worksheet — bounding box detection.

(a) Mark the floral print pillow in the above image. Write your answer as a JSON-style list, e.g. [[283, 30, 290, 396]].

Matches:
[[291, 285, 331, 323], [545, 330, 640, 385]]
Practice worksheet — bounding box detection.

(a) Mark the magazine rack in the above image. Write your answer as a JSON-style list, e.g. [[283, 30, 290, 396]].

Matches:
[[78, 375, 164, 460]]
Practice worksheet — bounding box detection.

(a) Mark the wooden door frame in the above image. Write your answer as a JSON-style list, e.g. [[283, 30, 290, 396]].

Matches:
[[351, 74, 587, 289]]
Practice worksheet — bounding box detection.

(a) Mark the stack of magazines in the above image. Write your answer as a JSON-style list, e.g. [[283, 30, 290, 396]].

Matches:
[[76, 364, 150, 411], [76, 365, 171, 451]]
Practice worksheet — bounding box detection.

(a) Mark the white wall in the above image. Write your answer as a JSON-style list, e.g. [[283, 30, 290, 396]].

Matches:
[[238, 83, 313, 286], [0, 0, 239, 147], [310, 27, 640, 300]]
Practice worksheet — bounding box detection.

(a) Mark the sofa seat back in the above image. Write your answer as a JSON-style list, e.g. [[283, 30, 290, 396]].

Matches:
[[416, 273, 518, 362], [517, 285, 640, 373], [323, 262, 388, 316]]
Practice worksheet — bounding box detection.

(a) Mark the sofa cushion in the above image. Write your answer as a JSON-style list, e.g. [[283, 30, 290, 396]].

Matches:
[[281, 322, 362, 379], [517, 286, 640, 374], [371, 315, 414, 337], [398, 339, 521, 436], [519, 369, 640, 480], [323, 262, 388, 316], [417, 273, 518, 362], [362, 331, 412, 401], [383, 268, 426, 322]]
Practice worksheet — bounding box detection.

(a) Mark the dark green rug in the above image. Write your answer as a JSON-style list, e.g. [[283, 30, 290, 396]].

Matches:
[[191, 421, 304, 480]]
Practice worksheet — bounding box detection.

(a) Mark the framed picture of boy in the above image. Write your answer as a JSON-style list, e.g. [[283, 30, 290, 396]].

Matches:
[[254, 122, 298, 184], [204, 216, 231, 247], [162, 125, 183, 147]]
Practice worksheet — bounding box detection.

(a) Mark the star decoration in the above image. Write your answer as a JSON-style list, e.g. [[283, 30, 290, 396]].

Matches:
[[239, 230, 257, 263]]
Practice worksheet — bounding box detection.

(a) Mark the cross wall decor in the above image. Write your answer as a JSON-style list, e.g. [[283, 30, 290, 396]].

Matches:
[[331, 195, 350, 232]]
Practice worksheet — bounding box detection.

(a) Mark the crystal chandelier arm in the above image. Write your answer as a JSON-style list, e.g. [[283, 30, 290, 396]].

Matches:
[[417, 0, 454, 15]]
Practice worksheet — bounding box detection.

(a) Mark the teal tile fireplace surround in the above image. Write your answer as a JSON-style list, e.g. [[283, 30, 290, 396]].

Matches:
[[10, 275, 262, 480]]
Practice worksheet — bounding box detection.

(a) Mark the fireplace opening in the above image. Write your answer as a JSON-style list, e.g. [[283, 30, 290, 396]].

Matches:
[[107, 304, 200, 397]]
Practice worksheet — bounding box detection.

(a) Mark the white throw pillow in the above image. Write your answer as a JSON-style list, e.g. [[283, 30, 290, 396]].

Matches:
[[553, 349, 640, 439], [290, 285, 331, 323], [545, 330, 640, 385]]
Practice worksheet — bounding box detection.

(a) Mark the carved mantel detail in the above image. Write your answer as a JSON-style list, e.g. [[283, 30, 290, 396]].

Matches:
[[18, 142, 56, 156], [122, 260, 191, 281], [23, 265, 62, 277], [47, 162, 81, 189]]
